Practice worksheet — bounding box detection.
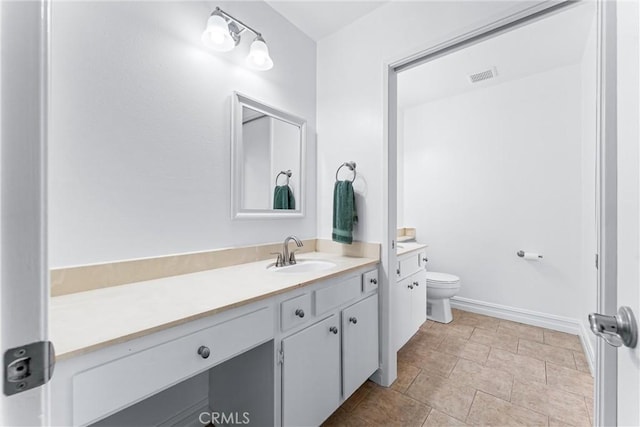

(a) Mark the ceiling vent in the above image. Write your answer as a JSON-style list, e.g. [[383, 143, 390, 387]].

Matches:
[[468, 67, 498, 83]]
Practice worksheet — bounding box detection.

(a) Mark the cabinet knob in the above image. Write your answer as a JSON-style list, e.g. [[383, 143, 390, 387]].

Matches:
[[295, 308, 305, 318], [408, 284, 414, 290], [413, 281, 420, 287], [370, 278, 378, 285], [197, 346, 210, 359], [349, 317, 358, 324], [329, 326, 339, 334], [422, 257, 428, 263], [396, 268, 401, 276]]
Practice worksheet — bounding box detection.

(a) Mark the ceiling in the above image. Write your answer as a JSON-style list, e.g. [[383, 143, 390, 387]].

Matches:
[[266, 1, 388, 41], [398, 3, 596, 109]]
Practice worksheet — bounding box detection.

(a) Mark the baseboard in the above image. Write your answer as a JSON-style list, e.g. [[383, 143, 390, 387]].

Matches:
[[579, 321, 596, 376], [450, 296, 582, 334], [158, 398, 208, 427]]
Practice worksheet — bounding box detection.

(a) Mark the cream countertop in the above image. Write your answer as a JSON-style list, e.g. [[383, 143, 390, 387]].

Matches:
[[396, 242, 427, 256], [50, 252, 378, 361]]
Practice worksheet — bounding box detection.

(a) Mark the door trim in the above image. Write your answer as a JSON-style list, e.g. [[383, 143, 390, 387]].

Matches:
[[0, 0, 51, 424], [383, 1, 615, 425], [595, 0, 618, 425]]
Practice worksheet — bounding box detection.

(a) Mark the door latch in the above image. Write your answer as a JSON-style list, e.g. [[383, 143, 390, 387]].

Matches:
[[588, 306, 637, 348], [4, 341, 55, 396]]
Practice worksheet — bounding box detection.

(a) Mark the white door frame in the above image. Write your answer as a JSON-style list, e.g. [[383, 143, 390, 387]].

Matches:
[[382, 1, 617, 425], [0, 0, 51, 425]]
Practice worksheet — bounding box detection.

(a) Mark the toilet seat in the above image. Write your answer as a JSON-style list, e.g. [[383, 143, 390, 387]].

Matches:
[[426, 272, 460, 289]]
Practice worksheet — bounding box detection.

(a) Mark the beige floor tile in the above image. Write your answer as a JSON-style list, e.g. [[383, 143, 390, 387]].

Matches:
[[455, 311, 500, 331], [485, 347, 546, 384], [469, 328, 519, 353], [546, 363, 594, 398], [422, 320, 436, 329], [413, 328, 448, 348], [423, 409, 468, 426], [548, 417, 566, 426], [573, 351, 591, 374], [427, 321, 475, 340], [497, 320, 544, 342], [406, 371, 477, 421], [543, 330, 583, 352], [585, 397, 594, 425], [322, 407, 373, 427], [398, 344, 460, 377], [391, 362, 421, 393], [351, 386, 431, 427], [438, 335, 490, 364], [467, 391, 548, 426], [518, 339, 576, 369], [511, 379, 591, 426], [341, 381, 375, 412], [449, 359, 514, 401]]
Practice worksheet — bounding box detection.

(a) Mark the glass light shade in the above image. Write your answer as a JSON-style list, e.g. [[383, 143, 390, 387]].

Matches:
[[246, 38, 274, 71], [201, 14, 235, 52]]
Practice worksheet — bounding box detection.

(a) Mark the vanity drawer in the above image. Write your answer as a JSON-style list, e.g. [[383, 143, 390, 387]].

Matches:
[[72, 306, 273, 426], [281, 293, 312, 332], [314, 275, 361, 315], [398, 252, 422, 279], [362, 269, 379, 293]]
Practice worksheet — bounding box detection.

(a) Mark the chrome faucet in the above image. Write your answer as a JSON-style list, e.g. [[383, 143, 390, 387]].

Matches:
[[282, 235, 303, 266]]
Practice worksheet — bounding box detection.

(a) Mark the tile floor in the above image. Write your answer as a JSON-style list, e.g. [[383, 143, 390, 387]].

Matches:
[[323, 309, 594, 427]]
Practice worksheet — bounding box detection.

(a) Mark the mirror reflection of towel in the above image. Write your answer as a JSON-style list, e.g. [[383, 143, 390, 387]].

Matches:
[[274, 185, 296, 210], [332, 181, 358, 244]]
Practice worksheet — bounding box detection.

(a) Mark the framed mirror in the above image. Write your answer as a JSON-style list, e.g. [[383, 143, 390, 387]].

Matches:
[[231, 92, 306, 219]]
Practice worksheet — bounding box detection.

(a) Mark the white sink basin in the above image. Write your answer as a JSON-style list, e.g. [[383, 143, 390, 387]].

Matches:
[[267, 260, 337, 273]]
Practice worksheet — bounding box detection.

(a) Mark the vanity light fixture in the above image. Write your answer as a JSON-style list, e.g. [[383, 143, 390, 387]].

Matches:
[[202, 7, 274, 71]]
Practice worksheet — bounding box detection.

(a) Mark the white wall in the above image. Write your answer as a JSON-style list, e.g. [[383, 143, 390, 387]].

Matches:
[[316, 1, 539, 243], [402, 64, 588, 320], [579, 9, 598, 356], [50, 1, 316, 267]]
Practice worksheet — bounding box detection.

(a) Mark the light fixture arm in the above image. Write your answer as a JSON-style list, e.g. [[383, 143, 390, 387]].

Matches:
[[213, 7, 263, 39]]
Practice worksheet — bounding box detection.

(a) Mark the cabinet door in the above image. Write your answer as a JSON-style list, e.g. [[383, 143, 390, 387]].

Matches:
[[342, 294, 379, 398], [395, 277, 414, 351], [411, 270, 427, 331], [282, 315, 340, 427]]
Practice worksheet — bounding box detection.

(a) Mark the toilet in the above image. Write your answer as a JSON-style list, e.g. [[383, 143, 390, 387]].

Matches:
[[426, 271, 461, 323]]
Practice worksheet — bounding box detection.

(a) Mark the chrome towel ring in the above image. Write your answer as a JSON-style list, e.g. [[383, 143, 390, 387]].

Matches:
[[335, 161, 356, 182], [275, 170, 292, 186]]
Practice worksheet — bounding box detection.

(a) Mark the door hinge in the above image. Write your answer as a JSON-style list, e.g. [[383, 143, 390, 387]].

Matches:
[[595, 253, 599, 269], [278, 349, 284, 365], [4, 341, 55, 396]]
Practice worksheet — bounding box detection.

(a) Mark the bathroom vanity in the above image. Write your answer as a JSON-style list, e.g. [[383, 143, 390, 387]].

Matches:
[[49, 252, 379, 426], [394, 243, 428, 350]]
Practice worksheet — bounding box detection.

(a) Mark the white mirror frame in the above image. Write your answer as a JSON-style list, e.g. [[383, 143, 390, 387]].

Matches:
[[231, 91, 307, 219]]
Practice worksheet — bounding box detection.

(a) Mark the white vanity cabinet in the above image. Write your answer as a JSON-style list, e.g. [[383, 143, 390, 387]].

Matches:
[[281, 315, 341, 427], [50, 260, 379, 427], [280, 271, 379, 427], [342, 293, 379, 397], [395, 248, 428, 350]]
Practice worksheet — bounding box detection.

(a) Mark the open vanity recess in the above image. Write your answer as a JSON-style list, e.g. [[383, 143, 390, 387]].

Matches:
[[50, 254, 379, 427]]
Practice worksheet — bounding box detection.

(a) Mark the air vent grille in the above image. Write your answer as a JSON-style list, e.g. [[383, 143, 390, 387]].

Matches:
[[468, 67, 498, 83]]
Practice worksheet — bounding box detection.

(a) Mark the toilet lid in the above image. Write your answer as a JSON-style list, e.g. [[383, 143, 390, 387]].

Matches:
[[425, 272, 460, 285]]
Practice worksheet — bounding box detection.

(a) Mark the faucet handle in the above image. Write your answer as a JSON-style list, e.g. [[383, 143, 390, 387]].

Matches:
[[270, 252, 284, 267], [289, 249, 299, 265]]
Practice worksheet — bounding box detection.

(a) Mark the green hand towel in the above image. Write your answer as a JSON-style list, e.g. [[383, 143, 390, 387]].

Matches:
[[332, 180, 358, 244], [273, 185, 296, 210]]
